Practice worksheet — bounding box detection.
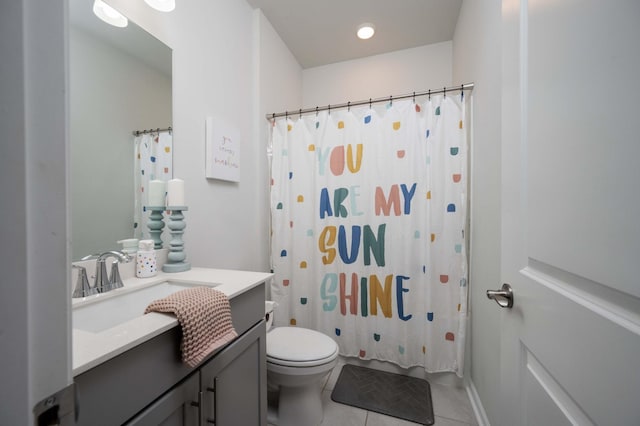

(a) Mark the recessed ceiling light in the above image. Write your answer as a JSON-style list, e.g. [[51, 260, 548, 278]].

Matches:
[[357, 23, 375, 40], [144, 0, 176, 12], [93, 0, 128, 28]]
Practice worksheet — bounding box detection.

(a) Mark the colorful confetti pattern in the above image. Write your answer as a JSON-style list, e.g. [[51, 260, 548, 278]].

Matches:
[[270, 95, 468, 376]]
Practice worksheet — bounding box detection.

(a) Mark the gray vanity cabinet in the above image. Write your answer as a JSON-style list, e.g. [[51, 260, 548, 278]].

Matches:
[[125, 322, 265, 426], [200, 320, 265, 425], [125, 373, 200, 426], [74, 283, 266, 426]]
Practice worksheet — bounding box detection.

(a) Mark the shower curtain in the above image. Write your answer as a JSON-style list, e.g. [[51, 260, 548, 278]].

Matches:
[[269, 94, 469, 376], [134, 131, 173, 240]]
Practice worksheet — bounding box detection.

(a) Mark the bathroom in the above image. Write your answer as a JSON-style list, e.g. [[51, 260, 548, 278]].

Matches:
[[2, 0, 639, 425]]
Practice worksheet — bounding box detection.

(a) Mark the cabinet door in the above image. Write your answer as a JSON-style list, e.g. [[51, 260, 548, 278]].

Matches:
[[125, 373, 200, 426], [201, 321, 267, 426]]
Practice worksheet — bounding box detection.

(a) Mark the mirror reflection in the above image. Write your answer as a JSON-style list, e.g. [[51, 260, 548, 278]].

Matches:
[[69, 0, 172, 260]]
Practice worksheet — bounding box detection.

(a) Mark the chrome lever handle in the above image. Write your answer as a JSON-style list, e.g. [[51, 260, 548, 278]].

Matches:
[[109, 260, 125, 290], [486, 283, 514, 308], [72, 265, 98, 298]]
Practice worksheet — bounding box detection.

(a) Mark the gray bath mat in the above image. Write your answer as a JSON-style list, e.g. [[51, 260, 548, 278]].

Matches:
[[331, 364, 434, 425]]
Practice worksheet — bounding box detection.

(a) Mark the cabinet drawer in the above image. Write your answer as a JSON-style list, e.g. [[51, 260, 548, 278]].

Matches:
[[124, 373, 200, 426]]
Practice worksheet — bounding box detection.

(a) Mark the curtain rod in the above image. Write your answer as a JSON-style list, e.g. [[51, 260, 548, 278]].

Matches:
[[132, 126, 172, 136], [266, 83, 474, 120]]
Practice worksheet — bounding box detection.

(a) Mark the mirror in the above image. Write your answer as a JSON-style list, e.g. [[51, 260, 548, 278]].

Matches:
[[69, 0, 172, 260]]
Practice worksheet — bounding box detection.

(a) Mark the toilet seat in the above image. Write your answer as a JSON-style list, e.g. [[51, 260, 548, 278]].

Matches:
[[267, 327, 339, 367]]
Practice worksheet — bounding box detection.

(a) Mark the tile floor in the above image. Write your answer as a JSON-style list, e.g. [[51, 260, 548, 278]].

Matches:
[[271, 358, 479, 426]]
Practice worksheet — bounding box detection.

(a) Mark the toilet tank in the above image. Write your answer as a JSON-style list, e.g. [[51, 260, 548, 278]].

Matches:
[[265, 301, 277, 331]]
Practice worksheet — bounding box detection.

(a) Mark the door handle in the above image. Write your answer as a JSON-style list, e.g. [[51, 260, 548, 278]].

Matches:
[[487, 283, 514, 308]]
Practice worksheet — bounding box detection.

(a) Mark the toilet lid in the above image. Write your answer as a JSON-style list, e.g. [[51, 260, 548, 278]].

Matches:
[[267, 327, 338, 364]]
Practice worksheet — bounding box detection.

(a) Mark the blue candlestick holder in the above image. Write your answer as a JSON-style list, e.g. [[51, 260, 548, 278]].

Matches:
[[162, 206, 191, 273], [146, 206, 166, 249]]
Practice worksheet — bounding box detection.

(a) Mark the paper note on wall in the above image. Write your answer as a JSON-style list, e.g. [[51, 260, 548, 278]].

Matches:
[[205, 116, 240, 182]]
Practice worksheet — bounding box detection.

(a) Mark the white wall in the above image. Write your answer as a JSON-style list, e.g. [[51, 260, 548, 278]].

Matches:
[[69, 26, 171, 259], [105, 0, 302, 272], [302, 42, 452, 108], [452, 0, 502, 423]]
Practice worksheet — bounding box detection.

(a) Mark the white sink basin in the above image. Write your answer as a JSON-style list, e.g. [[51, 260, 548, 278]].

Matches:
[[72, 281, 218, 333]]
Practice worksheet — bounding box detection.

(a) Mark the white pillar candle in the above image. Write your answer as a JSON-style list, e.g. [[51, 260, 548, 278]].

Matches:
[[148, 180, 166, 207], [167, 178, 185, 206]]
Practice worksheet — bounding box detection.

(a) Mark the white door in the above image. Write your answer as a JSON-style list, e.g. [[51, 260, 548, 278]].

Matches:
[[498, 0, 640, 425]]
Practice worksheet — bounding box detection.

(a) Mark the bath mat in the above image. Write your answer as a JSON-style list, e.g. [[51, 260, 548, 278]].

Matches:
[[331, 364, 434, 425]]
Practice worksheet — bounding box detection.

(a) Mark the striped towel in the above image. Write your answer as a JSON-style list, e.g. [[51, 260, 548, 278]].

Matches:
[[145, 286, 237, 367]]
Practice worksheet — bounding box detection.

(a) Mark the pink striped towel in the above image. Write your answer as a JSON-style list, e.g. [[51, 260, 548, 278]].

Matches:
[[144, 286, 237, 367]]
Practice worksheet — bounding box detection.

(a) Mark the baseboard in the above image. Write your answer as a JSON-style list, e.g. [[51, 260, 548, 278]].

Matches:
[[466, 379, 490, 426]]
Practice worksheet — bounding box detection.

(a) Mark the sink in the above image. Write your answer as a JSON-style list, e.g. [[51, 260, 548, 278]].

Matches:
[[72, 281, 218, 333]]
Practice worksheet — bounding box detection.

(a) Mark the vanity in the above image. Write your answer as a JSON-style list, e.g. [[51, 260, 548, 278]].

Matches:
[[72, 268, 272, 426]]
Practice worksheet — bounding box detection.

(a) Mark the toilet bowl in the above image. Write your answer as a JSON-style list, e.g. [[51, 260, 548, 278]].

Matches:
[[265, 302, 339, 426]]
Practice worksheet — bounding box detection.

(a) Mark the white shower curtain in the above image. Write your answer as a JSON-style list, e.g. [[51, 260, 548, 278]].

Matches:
[[270, 94, 468, 376], [134, 131, 173, 240]]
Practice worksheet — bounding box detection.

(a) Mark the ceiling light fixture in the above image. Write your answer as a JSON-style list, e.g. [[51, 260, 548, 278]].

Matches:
[[144, 0, 176, 12], [357, 23, 375, 40], [92, 0, 128, 27]]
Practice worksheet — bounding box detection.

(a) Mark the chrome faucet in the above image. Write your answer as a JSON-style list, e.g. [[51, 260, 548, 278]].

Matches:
[[92, 251, 132, 293], [72, 264, 98, 298]]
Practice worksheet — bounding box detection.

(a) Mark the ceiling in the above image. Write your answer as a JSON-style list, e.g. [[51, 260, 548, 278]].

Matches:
[[69, 0, 172, 77], [246, 0, 463, 69]]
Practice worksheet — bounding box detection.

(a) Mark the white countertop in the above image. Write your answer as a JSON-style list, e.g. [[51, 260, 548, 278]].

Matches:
[[72, 267, 272, 376]]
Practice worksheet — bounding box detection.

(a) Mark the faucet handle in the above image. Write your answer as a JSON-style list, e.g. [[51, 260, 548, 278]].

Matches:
[[72, 265, 98, 298], [109, 260, 125, 290], [103, 251, 132, 291], [90, 251, 133, 293]]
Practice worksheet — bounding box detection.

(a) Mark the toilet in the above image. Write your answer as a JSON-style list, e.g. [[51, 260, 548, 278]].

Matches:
[[265, 301, 339, 426]]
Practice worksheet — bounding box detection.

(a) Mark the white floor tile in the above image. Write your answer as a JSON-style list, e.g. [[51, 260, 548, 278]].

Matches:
[[323, 358, 346, 391], [431, 416, 477, 426], [429, 383, 478, 425], [365, 411, 474, 426], [270, 361, 478, 426], [320, 390, 368, 426]]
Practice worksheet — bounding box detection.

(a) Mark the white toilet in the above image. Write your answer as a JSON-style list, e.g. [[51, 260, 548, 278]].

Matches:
[[265, 301, 339, 426]]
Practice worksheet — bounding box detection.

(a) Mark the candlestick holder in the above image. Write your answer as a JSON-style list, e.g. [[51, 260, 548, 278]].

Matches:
[[162, 206, 191, 273], [146, 206, 166, 249]]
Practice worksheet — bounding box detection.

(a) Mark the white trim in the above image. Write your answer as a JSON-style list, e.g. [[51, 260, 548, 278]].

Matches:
[[466, 379, 491, 426], [521, 265, 640, 337], [524, 349, 594, 426]]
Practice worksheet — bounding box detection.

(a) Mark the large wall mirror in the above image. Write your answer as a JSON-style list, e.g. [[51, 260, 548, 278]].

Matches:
[[69, 0, 172, 260]]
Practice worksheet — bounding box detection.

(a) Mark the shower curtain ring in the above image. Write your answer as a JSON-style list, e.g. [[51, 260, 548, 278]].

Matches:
[[315, 106, 319, 116], [389, 95, 392, 106], [369, 98, 372, 109], [328, 104, 331, 115], [443, 87, 447, 98], [428, 90, 431, 100], [299, 109, 302, 119], [413, 92, 416, 103], [347, 101, 350, 112]]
